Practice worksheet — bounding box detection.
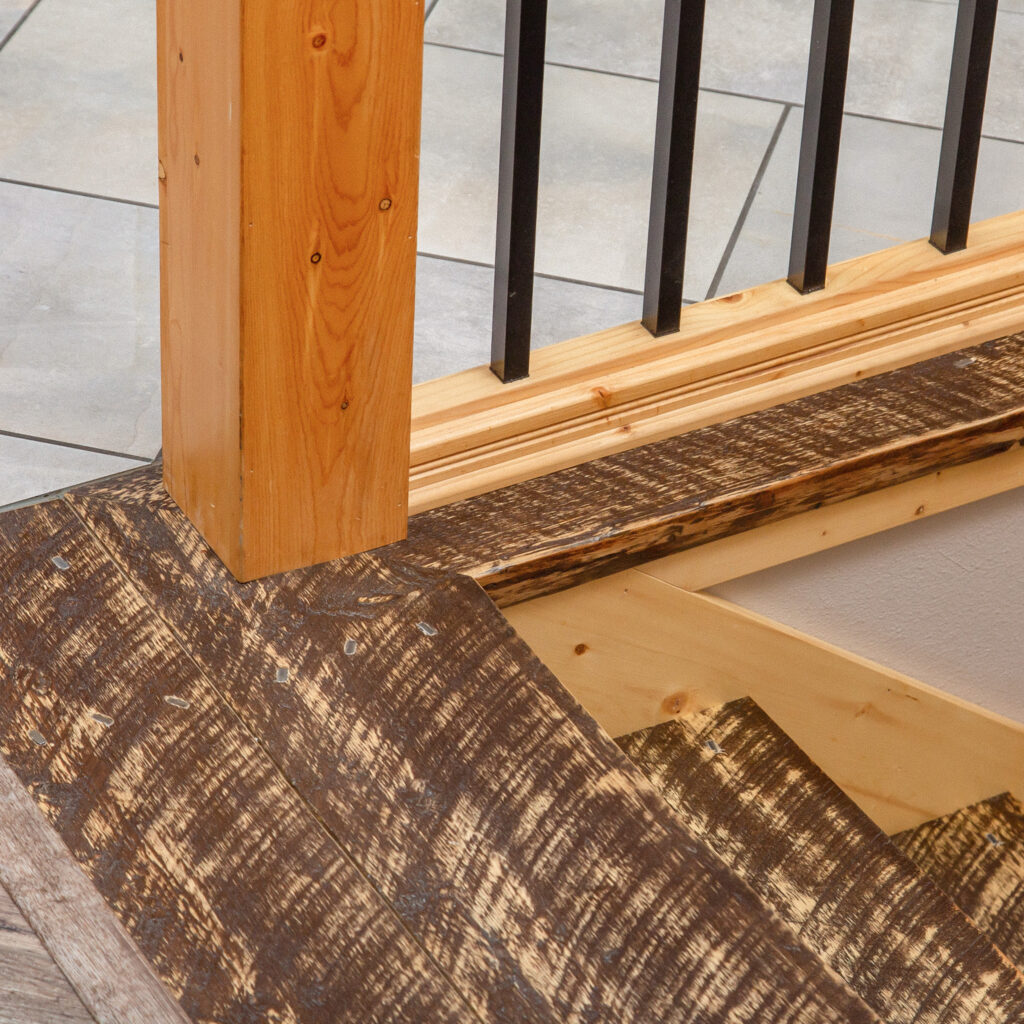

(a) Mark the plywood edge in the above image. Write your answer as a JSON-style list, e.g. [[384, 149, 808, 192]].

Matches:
[[504, 571, 1024, 834], [0, 755, 191, 1024], [409, 210, 1024, 512]]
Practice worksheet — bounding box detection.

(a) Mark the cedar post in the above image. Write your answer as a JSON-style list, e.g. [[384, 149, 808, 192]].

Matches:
[[157, 1, 422, 581]]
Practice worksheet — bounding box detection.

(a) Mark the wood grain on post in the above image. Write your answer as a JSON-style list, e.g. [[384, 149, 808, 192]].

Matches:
[[158, 1, 422, 581]]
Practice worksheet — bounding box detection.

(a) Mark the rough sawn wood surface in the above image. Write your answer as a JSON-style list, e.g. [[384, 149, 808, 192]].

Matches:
[[5, 332, 1024, 1021], [51, 473, 881, 1023], [398, 333, 1024, 606], [617, 698, 1024, 1024], [895, 793, 1024, 976], [0, 879, 95, 1024]]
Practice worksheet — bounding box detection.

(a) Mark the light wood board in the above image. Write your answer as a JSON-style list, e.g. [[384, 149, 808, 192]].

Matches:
[[0, 754, 190, 1024], [506, 571, 1024, 834], [159, 0, 423, 580], [0, 876, 95, 1024], [411, 210, 1024, 513]]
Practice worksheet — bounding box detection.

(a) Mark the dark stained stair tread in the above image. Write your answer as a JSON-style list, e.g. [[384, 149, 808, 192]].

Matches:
[[0, 502, 472, 1024], [894, 793, 1024, 975], [0, 489, 883, 1023], [68, 333, 1024, 610], [617, 698, 1024, 1024], [398, 332, 1024, 606]]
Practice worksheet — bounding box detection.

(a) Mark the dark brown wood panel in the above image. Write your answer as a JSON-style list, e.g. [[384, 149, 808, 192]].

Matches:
[[0, 879, 96, 1024], [894, 794, 1024, 974], [617, 699, 1024, 1024], [0, 503, 471, 1024], [402, 333, 1024, 605], [65, 481, 881, 1024]]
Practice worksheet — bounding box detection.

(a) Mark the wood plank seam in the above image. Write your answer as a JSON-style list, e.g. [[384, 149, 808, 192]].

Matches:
[[63, 500, 487, 1024], [0, 876, 97, 1024], [61, 479, 885, 1024]]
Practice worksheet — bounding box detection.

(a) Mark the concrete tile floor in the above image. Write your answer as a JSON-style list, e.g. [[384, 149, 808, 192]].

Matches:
[[0, 0, 1022, 509]]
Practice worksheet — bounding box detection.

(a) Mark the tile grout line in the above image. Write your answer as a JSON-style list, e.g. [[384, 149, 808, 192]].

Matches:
[[424, 0, 443, 22], [704, 104, 793, 302], [0, 428, 152, 464], [0, 176, 158, 210], [0, 0, 44, 54], [417, 249, 647, 297], [421, 39, 1024, 145]]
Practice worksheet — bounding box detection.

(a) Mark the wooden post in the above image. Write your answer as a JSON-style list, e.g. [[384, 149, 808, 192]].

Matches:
[[157, 1, 423, 581]]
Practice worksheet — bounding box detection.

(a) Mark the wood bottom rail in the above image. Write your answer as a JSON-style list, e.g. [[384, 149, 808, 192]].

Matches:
[[410, 209, 1024, 514], [398, 331, 1024, 607]]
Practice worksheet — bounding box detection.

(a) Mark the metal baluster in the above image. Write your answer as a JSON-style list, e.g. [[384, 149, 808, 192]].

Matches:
[[931, 0, 999, 254], [642, 0, 707, 337], [788, 0, 855, 294], [491, 0, 549, 383]]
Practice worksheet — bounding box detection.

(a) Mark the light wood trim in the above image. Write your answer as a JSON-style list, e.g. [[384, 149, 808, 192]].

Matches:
[[638, 445, 1024, 593], [158, 0, 241, 572], [159, 1, 423, 581], [0, 755, 190, 1024], [410, 210, 1024, 514], [505, 571, 1024, 834]]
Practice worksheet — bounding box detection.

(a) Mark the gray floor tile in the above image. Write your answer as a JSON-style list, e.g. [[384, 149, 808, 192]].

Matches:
[[425, 0, 658, 76], [414, 255, 641, 383], [0, 0, 33, 41], [426, 0, 1024, 140], [703, 0, 1024, 142], [713, 113, 1024, 297], [420, 43, 784, 296], [0, 434, 139, 509], [0, 0, 157, 204], [0, 182, 161, 457]]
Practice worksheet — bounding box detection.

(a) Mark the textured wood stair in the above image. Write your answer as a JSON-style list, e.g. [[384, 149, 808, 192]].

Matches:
[[4, 329, 1024, 1021], [617, 698, 1024, 1024], [2, 482, 883, 1024], [895, 794, 1024, 975]]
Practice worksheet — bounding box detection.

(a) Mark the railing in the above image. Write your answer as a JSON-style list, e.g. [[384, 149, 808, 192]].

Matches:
[[491, 0, 999, 364], [158, 0, 1016, 581]]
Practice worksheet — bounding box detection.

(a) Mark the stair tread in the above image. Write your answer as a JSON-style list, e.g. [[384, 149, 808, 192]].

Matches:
[[1, 486, 886, 1024], [618, 698, 1024, 1024], [895, 793, 1024, 975]]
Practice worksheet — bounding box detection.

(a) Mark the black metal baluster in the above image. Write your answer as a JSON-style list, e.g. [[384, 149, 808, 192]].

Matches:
[[788, 0, 855, 294], [491, 0, 548, 383], [931, 0, 999, 254], [642, 0, 706, 337]]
